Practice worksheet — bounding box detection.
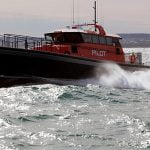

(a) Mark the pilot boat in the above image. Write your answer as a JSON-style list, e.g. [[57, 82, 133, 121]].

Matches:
[[0, 2, 149, 87]]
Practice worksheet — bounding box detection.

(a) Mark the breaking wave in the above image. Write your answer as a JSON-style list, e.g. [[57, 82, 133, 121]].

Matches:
[[98, 63, 150, 90]]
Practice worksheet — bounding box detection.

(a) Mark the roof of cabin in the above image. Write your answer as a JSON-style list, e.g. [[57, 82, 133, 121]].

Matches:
[[46, 28, 121, 39], [49, 28, 86, 34]]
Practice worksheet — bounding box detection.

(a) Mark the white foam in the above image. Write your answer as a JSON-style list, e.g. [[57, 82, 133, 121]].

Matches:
[[99, 63, 150, 90]]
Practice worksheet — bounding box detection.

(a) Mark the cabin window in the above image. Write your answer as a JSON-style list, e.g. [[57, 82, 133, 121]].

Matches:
[[100, 36, 107, 45], [64, 33, 83, 43], [92, 35, 100, 44], [113, 38, 121, 47], [106, 37, 113, 45], [82, 33, 92, 43], [52, 33, 64, 43], [45, 34, 53, 41]]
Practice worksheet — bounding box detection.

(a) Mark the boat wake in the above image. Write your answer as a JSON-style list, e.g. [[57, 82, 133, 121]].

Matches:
[[97, 63, 150, 90]]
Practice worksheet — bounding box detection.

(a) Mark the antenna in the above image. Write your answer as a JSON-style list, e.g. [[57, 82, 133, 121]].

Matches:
[[77, 0, 79, 24], [73, 0, 75, 25], [93, 1, 97, 31]]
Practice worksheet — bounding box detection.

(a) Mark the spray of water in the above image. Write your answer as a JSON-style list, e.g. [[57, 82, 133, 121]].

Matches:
[[98, 63, 150, 90]]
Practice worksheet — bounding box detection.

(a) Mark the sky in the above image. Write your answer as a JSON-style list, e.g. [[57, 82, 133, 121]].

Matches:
[[0, 0, 150, 36]]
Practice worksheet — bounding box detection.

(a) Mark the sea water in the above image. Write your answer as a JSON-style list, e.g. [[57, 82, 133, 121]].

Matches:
[[0, 48, 150, 150]]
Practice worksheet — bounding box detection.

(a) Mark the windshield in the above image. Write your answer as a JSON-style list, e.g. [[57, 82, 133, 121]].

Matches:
[[45, 32, 84, 44], [45, 34, 53, 41]]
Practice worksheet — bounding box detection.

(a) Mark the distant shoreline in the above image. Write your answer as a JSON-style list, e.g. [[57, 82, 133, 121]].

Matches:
[[119, 33, 150, 48]]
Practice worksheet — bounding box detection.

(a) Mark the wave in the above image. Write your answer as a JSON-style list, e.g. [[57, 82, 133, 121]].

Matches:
[[97, 63, 150, 90]]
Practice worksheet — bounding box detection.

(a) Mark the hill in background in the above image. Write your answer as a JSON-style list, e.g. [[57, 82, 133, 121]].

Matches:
[[119, 33, 150, 48]]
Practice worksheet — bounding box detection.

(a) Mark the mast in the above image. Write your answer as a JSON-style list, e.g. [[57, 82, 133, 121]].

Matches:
[[73, 0, 75, 25], [93, 1, 97, 31]]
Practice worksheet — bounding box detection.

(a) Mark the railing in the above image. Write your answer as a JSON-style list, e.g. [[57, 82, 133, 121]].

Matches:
[[0, 33, 51, 50]]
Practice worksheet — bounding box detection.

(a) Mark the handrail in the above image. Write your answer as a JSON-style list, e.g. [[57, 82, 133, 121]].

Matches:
[[0, 33, 47, 50]]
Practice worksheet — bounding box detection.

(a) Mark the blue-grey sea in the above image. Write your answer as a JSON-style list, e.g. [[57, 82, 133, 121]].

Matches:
[[1, 48, 150, 150]]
